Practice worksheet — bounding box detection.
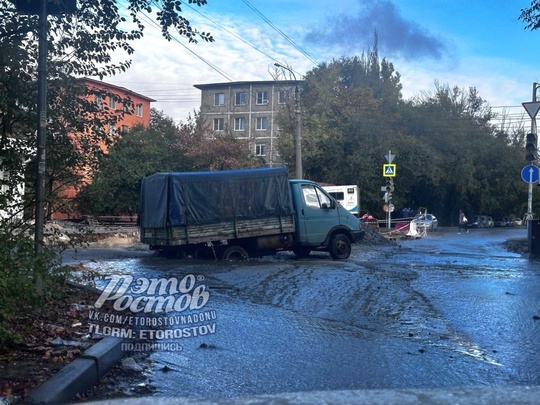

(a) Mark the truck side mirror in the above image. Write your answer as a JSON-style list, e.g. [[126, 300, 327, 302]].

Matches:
[[321, 201, 335, 209]]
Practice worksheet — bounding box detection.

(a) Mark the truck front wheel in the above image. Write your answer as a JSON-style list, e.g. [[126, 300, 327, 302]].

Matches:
[[222, 246, 249, 261], [329, 234, 351, 260]]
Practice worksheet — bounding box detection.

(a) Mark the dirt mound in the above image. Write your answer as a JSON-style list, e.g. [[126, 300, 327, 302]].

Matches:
[[360, 222, 394, 245]]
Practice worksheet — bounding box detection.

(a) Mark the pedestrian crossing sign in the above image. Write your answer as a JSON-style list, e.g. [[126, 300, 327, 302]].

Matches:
[[383, 164, 396, 177]]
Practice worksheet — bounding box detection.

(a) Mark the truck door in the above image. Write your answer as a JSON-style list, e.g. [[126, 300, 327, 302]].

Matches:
[[297, 184, 339, 244]]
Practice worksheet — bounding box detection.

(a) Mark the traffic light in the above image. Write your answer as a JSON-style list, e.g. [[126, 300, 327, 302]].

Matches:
[[526, 132, 537, 162], [385, 179, 394, 201]]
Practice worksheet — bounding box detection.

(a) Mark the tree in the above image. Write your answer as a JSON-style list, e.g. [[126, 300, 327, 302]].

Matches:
[[77, 110, 260, 217], [287, 45, 405, 216], [286, 42, 525, 223], [520, 2, 540, 30], [1, 0, 214, 221], [401, 83, 525, 222], [0, 0, 213, 345]]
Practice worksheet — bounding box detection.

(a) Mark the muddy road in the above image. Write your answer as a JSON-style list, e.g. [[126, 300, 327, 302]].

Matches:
[[66, 226, 540, 399]]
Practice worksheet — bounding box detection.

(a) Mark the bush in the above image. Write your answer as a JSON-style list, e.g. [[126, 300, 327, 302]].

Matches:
[[0, 230, 72, 349]]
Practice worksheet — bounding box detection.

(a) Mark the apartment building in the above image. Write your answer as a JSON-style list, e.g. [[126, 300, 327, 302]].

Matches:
[[52, 78, 155, 220], [194, 80, 300, 166], [82, 77, 155, 131]]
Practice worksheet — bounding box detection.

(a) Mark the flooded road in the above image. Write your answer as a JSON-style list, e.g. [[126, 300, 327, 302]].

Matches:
[[71, 226, 540, 399], [398, 227, 540, 386]]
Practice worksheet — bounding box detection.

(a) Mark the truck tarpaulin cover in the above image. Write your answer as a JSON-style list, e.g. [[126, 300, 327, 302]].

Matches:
[[140, 167, 294, 228]]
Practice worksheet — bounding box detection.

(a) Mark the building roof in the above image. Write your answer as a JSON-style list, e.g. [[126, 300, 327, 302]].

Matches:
[[80, 77, 156, 102], [193, 80, 302, 90]]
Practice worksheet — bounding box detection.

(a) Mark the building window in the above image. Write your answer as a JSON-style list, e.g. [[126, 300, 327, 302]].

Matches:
[[109, 97, 117, 110], [234, 117, 245, 131], [213, 118, 225, 131], [214, 93, 225, 106], [256, 91, 268, 105], [121, 125, 129, 134], [255, 117, 268, 130], [256, 117, 268, 130], [255, 143, 266, 156], [136, 103, 143, 117], [95, 95, 103, 109], [235, 92, 247, 105], [278, 90, 289, 104], [108, 121, 116, 135]]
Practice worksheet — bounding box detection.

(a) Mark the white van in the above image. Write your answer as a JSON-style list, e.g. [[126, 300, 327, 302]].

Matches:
[[321, 185, 359, 216]]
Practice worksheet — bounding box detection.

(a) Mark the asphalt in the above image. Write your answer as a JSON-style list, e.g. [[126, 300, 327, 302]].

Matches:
[[26, 226, 532, 404], [28, 336, 127, 405]]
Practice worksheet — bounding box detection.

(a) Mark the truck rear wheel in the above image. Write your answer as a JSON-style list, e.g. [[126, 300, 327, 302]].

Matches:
[[329, 234, 351, 260], [222, 246, 249, 261]]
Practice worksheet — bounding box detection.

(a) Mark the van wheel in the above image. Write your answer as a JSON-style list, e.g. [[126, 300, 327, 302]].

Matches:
[[329, 234, 351, 260], [222, 246, 249, 261], [293, 247, 311, 258]]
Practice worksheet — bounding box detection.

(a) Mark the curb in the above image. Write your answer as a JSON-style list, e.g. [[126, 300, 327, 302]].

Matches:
[[28, 336, 127, 405]]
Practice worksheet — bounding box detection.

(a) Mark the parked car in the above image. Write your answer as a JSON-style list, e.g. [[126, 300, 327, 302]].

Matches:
[[494, 217, 511, 227], [514, 218, 523, 226], [471, 215, 494, 228], [411, 213, 438, 231]]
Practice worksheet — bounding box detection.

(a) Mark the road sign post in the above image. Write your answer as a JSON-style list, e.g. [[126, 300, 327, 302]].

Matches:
[[523, 86, 540, 223], [383, 151, 396, 229], [522, 83, 540, 257], [522, 165, 539, 228]]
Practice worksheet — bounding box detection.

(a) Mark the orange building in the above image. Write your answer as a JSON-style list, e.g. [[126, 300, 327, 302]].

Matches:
[[51, 78, 155, 220]]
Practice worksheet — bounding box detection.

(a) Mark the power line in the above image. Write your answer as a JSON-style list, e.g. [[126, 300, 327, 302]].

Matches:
[[240, 0, 318, 67], [135, 2, 236, 82], [179, 0, 288, 68]]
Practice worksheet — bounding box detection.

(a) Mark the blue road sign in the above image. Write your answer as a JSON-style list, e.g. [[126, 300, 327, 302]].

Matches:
[[521, 164, 540, 184]]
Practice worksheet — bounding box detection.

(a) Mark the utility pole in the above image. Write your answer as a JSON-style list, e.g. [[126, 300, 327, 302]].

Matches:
[[521, 83, 540, 258], [35, 0, 48, 255], [274, 63, 302, 179], [522, 83, 540, 221], [527, 83, 538, 223], [12, 0, 77, 255]]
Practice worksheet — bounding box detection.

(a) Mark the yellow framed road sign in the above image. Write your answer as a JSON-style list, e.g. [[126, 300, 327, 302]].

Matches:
[[383, 164, 396, 177]]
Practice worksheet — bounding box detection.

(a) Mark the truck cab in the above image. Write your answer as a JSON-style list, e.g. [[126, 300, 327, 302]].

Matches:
[[289, 180, 364, 259]]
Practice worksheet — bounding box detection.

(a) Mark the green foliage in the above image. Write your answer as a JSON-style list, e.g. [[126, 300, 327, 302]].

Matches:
[[0, 232, 72, 348], [1, 0, 213, 219], [0, 0, 213, 345], [294, 49, 404, 216], [282, 46, 528, 224], [77, 110, 260, 216], [401, 83, 525, 222], [520, 1, 540, 31]]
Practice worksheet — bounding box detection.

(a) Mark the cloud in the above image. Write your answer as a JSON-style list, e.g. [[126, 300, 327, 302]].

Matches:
[[304, 0, 450, 60]]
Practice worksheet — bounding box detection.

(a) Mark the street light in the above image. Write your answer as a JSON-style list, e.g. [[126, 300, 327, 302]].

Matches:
[[274, 63, 302, 179]]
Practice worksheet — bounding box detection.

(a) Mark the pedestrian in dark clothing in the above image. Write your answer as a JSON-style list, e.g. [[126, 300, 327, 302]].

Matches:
[[458, 210, 469, 234]]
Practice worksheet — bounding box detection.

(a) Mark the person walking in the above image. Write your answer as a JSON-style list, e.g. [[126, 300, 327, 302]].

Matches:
[[458, 210, 469, 234]]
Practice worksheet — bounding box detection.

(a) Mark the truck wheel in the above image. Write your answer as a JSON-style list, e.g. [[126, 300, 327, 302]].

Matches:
[[329, 234, 351, 260], [222, 246, 249, 261], [293, 247, 311, 259]]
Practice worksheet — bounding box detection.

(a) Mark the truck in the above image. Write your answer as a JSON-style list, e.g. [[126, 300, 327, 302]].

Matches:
[[139, 167, 364, 260], [321, 185, 359, 216]]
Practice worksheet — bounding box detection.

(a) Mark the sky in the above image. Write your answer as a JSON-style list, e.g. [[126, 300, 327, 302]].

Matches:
[[103, 0, 540, 130]]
